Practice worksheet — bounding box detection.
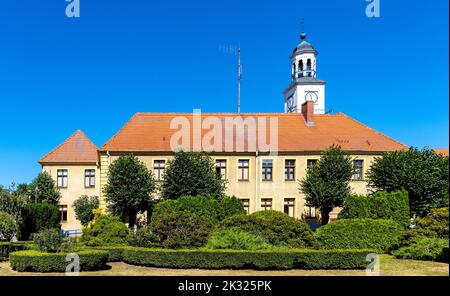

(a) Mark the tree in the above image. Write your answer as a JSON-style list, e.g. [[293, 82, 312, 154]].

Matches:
[[29, 172, 61, 204], [104, 154, 156, 228], [0, 185, 28, 221], [0, 212, 19, 241], [73, 195, 100, 226], [300, 145, 353, 225], [161, 151, 227, 200], [367, 148, 449, 217]]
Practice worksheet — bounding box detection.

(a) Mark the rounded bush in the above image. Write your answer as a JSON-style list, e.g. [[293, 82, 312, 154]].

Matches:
[[32, 228, 63, 253], [81, 215, 128, 247], [316, 218, 403, 253], [126, 226, 155, 248], [219, 210, 317, 248], [206, 227, 271, 250], [393, 238, 449, 262], [10, 250, 108, 272]]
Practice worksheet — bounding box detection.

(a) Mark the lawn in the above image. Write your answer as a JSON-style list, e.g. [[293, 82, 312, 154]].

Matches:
[[0, 255, 447, 276]]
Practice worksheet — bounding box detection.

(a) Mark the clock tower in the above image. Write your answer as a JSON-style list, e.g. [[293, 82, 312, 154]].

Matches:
[[284, 32, 326, 114]]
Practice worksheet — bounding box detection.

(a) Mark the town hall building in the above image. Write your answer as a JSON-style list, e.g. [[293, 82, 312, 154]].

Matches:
[[39, 32, 408, 230]]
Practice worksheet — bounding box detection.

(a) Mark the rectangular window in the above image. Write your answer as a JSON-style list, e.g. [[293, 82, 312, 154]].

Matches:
[[215, 160, 227, 180], [285, 160, 296, 181], [241, 198, 250, 214], [284, 198, 295, 217], [84, 169, 95, 188], [306, 159, 318, 169], [57, 169, 68, 188], [352, 160, 364, 180], [261, 198, 272, 211], [262, 160, 273, 181], [305, 206, 316, 218], [238, 159, 249, 181], [59, 205, 68, 223], [153, 160, 166, 181]]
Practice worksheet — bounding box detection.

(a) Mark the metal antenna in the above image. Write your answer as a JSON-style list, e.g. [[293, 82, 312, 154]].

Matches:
[[238, 47, 242, 114]]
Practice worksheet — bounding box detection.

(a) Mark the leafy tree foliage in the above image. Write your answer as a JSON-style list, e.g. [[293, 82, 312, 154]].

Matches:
[[81, 214, 129, 247], [0, 185, 28, 221], [32, 228, 63, 253], [161, 151, 227, 200], [104, 154, 156, 228], [299, 145, 353, 225], [367, 148, 449, 216], [0, 212, 19, 241], [73, 195, 100, 226], [29, 172, 61, 204]]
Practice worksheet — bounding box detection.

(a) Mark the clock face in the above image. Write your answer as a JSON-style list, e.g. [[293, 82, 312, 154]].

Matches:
[[305, 91, 319, 103], [286, 95, 296, 112]]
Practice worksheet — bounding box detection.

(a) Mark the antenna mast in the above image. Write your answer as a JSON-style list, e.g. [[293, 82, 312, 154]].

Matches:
[[238, 47, 241, 114]]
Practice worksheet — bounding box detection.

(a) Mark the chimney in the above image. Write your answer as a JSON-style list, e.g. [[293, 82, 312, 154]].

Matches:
[[301, 100, 314, 126]]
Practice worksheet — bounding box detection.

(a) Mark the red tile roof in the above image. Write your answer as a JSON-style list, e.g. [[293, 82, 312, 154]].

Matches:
[[39, 130, 99, 164], [100, 112, 407, 153], [433, 148, 449, 157]]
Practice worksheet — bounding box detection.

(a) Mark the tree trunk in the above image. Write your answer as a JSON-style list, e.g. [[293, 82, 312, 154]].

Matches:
[[321, 209, 331, 225], [128, 209, 136, 229]]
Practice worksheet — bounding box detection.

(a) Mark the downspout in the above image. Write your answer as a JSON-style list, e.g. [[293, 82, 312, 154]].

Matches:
[[255, 151, 259, 213]]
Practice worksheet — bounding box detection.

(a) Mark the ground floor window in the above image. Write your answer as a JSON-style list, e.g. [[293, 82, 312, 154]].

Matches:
[[304, 206, 316, 218], [261, 198, 272, 211], [284, 198, 295, 217], [241, 198, 250, 214], [59, 205, 68, 223]]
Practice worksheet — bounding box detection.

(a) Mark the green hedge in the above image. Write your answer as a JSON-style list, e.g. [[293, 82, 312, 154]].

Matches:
[[89, 246, 127, 262], [0, 242, 31, 258], [122, 248, 373, 270], [10, 250, 108, 272], [339, 191, 410, 227], [316, 219, 403, 253]]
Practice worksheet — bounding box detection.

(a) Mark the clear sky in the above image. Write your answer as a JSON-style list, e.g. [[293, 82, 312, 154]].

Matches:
[[0, 0, 448, 186]]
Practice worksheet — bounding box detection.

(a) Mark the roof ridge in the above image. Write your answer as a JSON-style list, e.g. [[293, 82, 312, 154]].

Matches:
[[339, 113, 408, 149]]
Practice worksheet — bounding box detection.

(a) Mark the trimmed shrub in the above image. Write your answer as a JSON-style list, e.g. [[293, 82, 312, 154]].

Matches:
[[393, 238, 449, 262], [405, 207, 449, 244], [339, 191, 410, 227], [316, 219, 403, 253], [218, 196, 246, 221], [73, 195, 100, 226], [88, 246, 127, 262], [0, 242, 30, 258], [10, 250, 108, 272], [81, 215, 128, 247], [206, 227, 271, 250], [122, 248, 372, 270], [32, 228, 63, 253], [20, 203, 60, 240], [0, 212, 19, 241], [150, 211, 212, 249], [219, 211, 317, 248], [126, 226, 155, 248]]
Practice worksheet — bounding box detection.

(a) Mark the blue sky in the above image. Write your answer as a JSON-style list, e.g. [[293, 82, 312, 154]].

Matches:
[[0, 0, 448, 186]]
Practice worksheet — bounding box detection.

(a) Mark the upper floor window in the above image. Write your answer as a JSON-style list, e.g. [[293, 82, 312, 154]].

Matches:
[[261, 198, 272, 211], [215, 160, 227, 180], [59, 205, 68, 223], [306, 159, 318, 169], [57, 169, 68, 188], [285, 159, 296, 181], [262, 160, 273, 181], [153, 160, 166, 181], [352, 160, 364, 180], [84, 169, 95, 188], [238, 159, 249, 181]]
